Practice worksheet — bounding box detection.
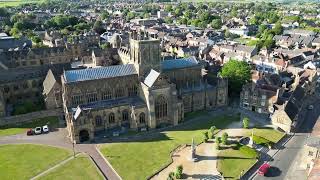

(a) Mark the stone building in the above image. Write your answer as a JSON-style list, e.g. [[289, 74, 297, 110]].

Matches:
[[62, 32, 228, 143], [42, 69, 62, 109], [240, 72, 284, 114], [271, 69, 318, 132]]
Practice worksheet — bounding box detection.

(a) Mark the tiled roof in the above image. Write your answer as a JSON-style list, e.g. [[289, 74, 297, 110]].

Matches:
[[64, 64, 137, 83], [161, 56, 199, 71]]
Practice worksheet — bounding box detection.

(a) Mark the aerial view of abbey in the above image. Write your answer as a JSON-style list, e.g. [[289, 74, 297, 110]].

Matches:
[[0, 0, 320, 180]]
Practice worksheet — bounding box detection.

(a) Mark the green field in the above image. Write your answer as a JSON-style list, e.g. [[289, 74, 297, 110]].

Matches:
[[0, 116, 59, 137], [217, 144, 258, 179], [40, 154, 104, 180], [0, 144, 71, 180], [100, 114, 239, 180], [248, 128, 285, 144], [0, 0, 42, 7]]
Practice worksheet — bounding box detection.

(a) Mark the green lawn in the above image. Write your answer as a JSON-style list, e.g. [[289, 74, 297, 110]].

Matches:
[[217, 144, 258, 179], [0, 116, 59, 137], [0, 144, 71, 180], [40, 154, 104, 180], [250, 128, 285, 143], [100, 114, 239, 180], [0, 0, 42, 7]]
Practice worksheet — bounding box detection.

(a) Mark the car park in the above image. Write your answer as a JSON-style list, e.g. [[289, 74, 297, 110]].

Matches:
[[42, 125, 49, 133], [34, 127, 42, 135], [258, 163, 270, 176]]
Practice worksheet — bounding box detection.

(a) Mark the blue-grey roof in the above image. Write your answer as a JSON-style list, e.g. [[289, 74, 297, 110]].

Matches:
[[64, 64, 137, 83], [161, 56, 199, 71]]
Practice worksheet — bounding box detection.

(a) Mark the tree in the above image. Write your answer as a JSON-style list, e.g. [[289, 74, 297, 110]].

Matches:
[[210, 126, 216, 138], [203, 131, 209, 142], [167, 172, 175, 180], [220, 60, 251, 95], [272, 22, 283, 35], [211, 19, 222, 29], [243, 117, 250, 129], [93, 20, 104, 34], [221, 132, 228, 145], [215, 136, 220, 150], [175, 165, 183, 179], [101, 11, 109, 20]]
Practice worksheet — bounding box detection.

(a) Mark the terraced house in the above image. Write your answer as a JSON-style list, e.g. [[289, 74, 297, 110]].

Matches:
[[62, 31, 228, 143]]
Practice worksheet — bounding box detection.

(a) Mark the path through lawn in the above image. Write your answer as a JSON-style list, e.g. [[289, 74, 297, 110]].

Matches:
[[100, 113, 239, 180]]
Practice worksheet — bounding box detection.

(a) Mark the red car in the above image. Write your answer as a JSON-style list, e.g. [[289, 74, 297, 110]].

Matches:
[[26, 129, 33, 136], [258, 163, 270, 176]]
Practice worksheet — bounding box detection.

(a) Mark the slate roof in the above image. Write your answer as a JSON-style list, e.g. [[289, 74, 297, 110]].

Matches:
[[64, 64, 137, 83], [284, 85, 305, 121], [144, 69, 160, 87], [161, 56, 199, 71]]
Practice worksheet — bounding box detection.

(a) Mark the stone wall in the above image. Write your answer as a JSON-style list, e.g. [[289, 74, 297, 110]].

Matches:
[[0, 109, 63, 126]]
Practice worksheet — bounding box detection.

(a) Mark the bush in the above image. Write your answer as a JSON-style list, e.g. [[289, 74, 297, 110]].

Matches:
[[243, 117, 249, 129], [209, 126, 216, 138], [221, 132, 228, 145], [175, 165, 183, 179], [203, 131, 209, 142], [167, 172, 175, 180], [215, 136, 220, 150]]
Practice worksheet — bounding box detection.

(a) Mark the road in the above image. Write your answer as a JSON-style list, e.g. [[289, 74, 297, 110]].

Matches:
[[253, 95, 320, 180]]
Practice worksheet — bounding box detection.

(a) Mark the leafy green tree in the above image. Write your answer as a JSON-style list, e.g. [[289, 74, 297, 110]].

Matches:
[[211, 19, 222, 29], [220, 60, 251, 95], [126, 12, 136, 21], [272, 22, 283, 35], [243, 117, 250, 129], [203, 131, 209, 142], [221, 132, 228, 145], [164, 17, 173, 24], [210, 126, 217, 138], [215, 136, 220, 150], [93, 20, 104, 34], [175, 165, 183, 179]]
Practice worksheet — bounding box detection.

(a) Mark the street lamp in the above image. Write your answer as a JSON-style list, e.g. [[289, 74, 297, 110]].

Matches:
[[72, 140, 76, 158]]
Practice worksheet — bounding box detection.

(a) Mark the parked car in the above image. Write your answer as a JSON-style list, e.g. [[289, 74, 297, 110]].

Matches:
[[258, 163, 270, 176], [34, 127, 42, 135], [308, 105, 314, 110], [26, 129, 33, 136], [42, 125, 49, 133]]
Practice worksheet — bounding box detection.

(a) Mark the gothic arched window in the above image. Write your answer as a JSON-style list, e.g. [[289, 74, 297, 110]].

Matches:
[[139, 113, 145, 124], [122, 110, 129, 121], [155, 95, 168, 119], [95, 115, 102, 126], [109, 113, 115, 124]]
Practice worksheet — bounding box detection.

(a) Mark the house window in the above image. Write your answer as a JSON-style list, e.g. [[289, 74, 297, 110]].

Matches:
[[122, 110, 129, 121], [155, 95, 168, 119], [102, 90, 112, 100], [139, 113, 145, 124], [87, 93, 98, 103], [109, 113, 115, 124], [95, 116, 102, 126]]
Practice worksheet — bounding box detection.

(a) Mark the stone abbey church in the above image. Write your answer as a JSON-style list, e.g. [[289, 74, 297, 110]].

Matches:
[[62, 32, 228, 143]]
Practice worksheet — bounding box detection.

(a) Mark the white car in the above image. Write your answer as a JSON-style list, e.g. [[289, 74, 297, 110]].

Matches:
[[34, 127, 42, 135], [42, 125, 49, 133], [308, 105, 314, 110]]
